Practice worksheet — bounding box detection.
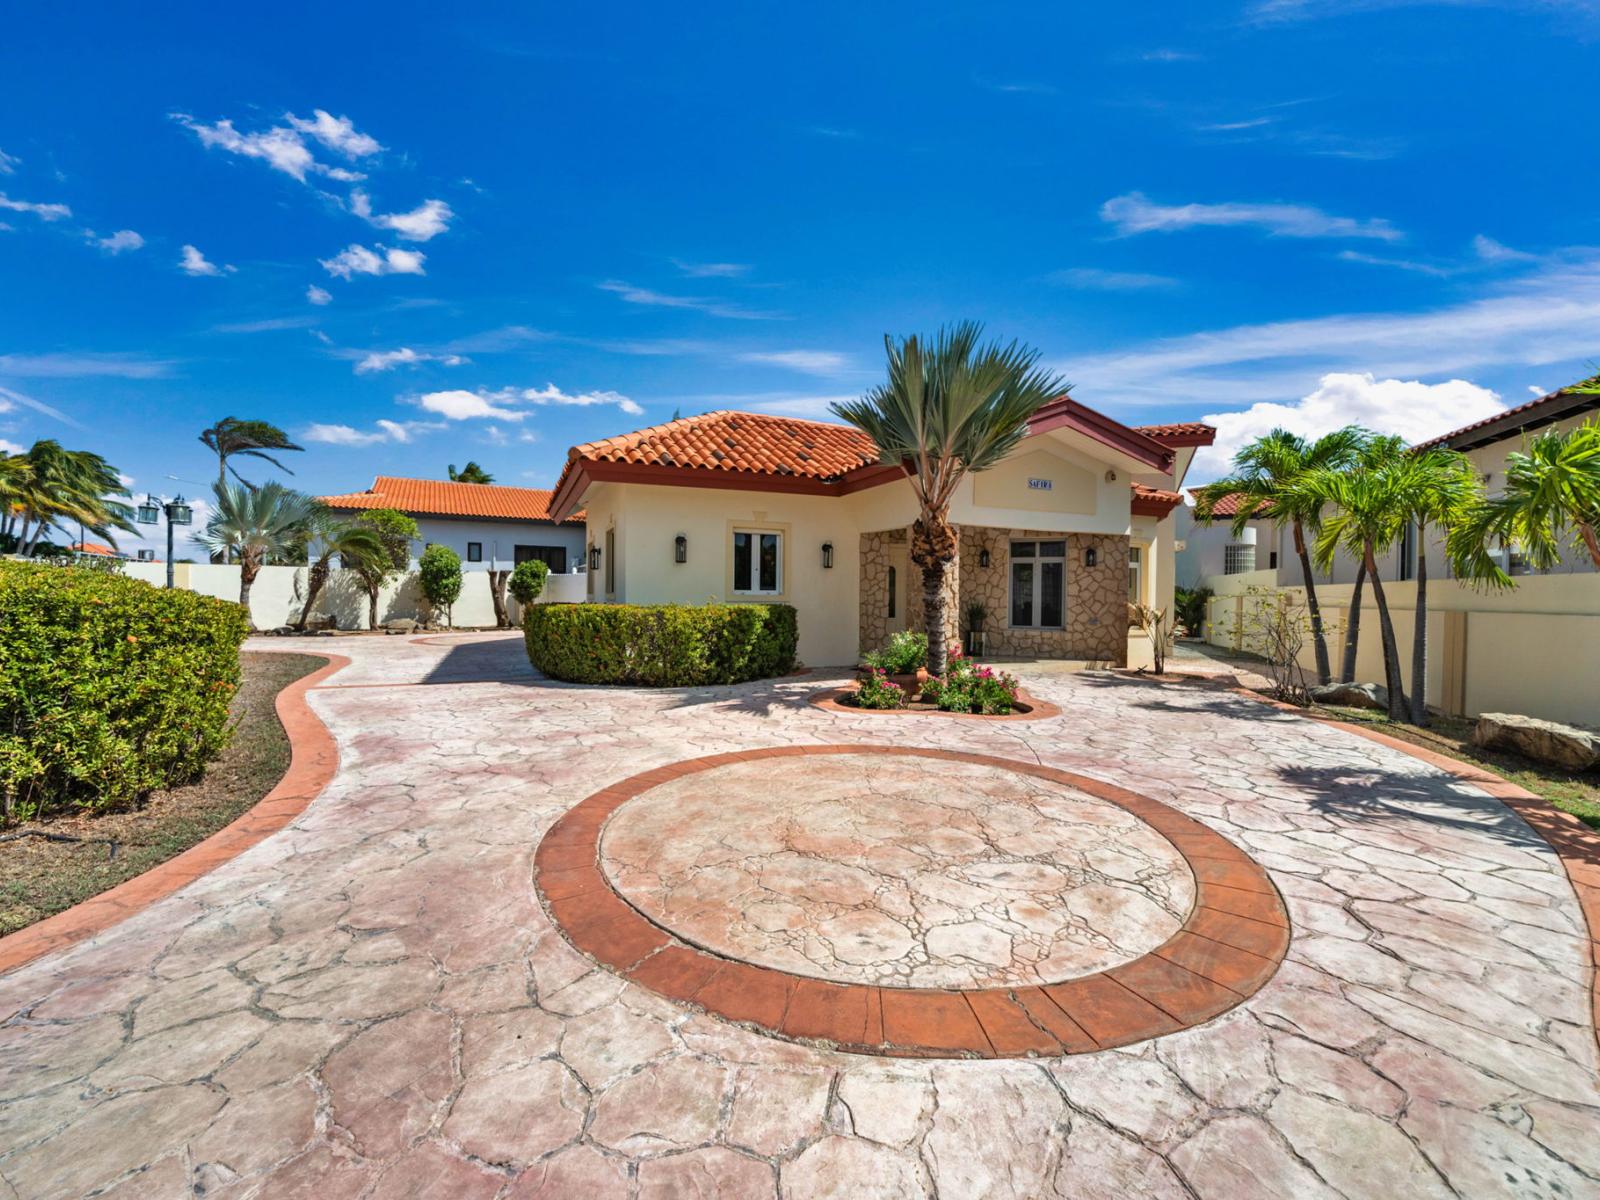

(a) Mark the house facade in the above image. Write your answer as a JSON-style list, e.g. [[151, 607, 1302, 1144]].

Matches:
[[319, 476, 586, 574], [548, 402, 1212, 668]]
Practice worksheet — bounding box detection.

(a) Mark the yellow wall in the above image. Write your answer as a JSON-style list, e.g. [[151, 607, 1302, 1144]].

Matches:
[[971, 446, 1098, 515]]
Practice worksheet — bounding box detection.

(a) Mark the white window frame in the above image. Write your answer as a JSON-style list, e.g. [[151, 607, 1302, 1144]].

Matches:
[[1008, 539, 1066, 629], [1128, 543, 1145, 608], [732, 529, 783, 596]]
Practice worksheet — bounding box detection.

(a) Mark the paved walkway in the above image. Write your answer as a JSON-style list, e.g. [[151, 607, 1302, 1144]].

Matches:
[[1, 633, 1596, 1199]]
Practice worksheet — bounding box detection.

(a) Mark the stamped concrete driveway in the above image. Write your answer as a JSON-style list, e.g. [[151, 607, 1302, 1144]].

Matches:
[[1, 632, 1596, 1199]]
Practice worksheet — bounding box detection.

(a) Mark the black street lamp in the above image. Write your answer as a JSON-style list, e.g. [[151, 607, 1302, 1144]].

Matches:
[[134, 494, 193, 588]]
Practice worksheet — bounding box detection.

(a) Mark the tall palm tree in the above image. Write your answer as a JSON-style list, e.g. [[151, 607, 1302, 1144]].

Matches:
[[3, 440, 135, 555], [1457, 418, 1600, 572], [196, 482, 320, 618], [447, 461, 495, 484], [1301, 437, 1412, 721], [294, 512, 388, 630], [199, 417, 304, 489], [1196, 427, 1368, 685], [832, 323, 1069, 673], [1394, 448, 1505, 725]]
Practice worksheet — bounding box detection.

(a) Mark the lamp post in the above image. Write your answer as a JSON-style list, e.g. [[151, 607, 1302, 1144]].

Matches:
[[135, 494, 193, 588]]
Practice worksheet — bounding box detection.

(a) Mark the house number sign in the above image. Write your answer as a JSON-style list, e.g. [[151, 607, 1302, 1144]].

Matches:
[[1027, 477, 1053, 491]]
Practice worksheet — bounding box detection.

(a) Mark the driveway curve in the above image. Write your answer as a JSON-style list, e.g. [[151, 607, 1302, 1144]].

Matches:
[[0, 631, 1595, 1199]]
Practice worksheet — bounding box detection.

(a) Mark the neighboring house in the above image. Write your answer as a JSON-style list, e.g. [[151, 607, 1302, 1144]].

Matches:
[[548, 403, 1213, 667], [1175, 495, 1279, 587], [318, 476, 586, 573]]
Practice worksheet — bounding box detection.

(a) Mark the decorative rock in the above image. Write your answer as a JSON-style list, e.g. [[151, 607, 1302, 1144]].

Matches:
[[1309, 681, 1387, 709], [1472, 712, 1600, 771], [384, 617, 420, 634]]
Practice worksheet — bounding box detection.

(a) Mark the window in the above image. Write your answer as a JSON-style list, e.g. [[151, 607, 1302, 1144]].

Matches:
[[1009, 540, 1064, 628], [514, 545, 568, 573], [1128, 545, 1143, 607], [466, 542, 483, 563], [1268, 551, 1279, 569], [733, 530, 782, 594], [886, 565, 897, 618], [1398, 522, 1416, 582], [605, 529, 616, 595], [1224, 543, 1256, 575]]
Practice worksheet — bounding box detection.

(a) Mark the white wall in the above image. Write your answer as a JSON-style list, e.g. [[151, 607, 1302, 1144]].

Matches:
[[407, 517, 586, 573]]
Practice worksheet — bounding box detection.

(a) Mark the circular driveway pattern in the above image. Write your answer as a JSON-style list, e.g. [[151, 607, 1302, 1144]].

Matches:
[[537, 745, 1290, 1058], [598, 754, 1196, 989]]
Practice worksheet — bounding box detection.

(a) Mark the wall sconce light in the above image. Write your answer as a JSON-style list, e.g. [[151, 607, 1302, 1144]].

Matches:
[[1084, 547, 1098, 568], [978, 547, 991, 568], [674, 534, 687, 564], [589, 545, 602, 572], [821, 541, 834, 569], [1105, 469, 1118, 483]]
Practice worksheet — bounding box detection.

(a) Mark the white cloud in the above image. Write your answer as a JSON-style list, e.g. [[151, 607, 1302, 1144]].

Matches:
[[0, 192, 71, 221], [1047, 267, 1182, 291], [174, 110, 379, 184], [598, 280, 783, 320], [1337, 249, 1451, 277], [657, 392, 857, 419], [671, 258, 750, 278], [286, 110, 382, 159], [0, 385, 79, 426], [521, 384, 644, 416], [0, 147, 17, 174], [1473, 234, 1537, 263], [415, 384, 644, 421], [738, 350, 852, 374], [1528, 384, 1548, 395], [351, 191, 453, 241], [306, 285, 332, 305], [353, 347, 467, 374], [0, 438, 24, 455], [93, 229, 144, 254], [1061, 251, 1600, 411], [1190, 373, 1506, 483], [180, 244, 234, 276], [1100, 191, 1402, 241], [0, 352, 172, 379], [1140, 48, 1203, 62], [319, 243, 425, 280], [303, 418, 439, 446]]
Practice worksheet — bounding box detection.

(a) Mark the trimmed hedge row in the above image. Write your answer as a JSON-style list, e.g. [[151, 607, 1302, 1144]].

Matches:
[[0, 561, 250, 822], [525, 602, 797, 686]]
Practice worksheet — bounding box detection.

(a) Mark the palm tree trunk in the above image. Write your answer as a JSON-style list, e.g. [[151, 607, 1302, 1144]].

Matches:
[[1293, 520, 1332, 685], [1582, 522, 1600, 570], [239, 561, 258, 626], [922, 562, 950, 674], [367, 585, 380, 631], [1363, 544, 1408, 722], [297, 561, 328, 631], [1409, 525, 1429, 726], [1341, 560, 1366, 683]]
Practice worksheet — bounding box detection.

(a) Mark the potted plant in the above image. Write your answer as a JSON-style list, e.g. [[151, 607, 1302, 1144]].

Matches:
[[964, 601, 988, 657], [861, 630, 929, 698]]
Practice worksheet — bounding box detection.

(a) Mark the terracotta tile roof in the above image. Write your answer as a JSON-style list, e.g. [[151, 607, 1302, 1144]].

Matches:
[[1130, 483, 1184, 517], [1187, 489, 1273, 519], [1134, 422, 1217, 447], [319, 476, 582, 524], [568, 410, 880, 481], [71, 542, 116, 556], [1411, 373, 1600, 452]]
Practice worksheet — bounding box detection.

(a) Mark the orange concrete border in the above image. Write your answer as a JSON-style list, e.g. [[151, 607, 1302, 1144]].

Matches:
[[534, 745, 1289, 1058], [1176, 672, 1600, 1057], [0, 653, 349, 977], [808, 685, 1062, 722]]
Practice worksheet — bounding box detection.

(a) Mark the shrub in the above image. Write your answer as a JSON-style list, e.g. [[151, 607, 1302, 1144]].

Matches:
[[1174, 586, 1211, 637], [852, 667, 906, 709], [921, 651, 1020, 714], [525, 602, 797, 686], [0, 561, 249, 823], [418, 544, 463, 625], [509, 558, 550, 606], [862, 629, 928, 674]]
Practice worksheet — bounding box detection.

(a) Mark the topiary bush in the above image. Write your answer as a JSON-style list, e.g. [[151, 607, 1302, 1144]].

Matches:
[[0, 561, 250, 823], [525, 602, 797, 686], [418, 544, 463, 625], [508, 558, 550, 606]]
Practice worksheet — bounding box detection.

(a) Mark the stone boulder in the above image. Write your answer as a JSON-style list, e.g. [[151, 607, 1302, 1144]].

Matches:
[[384, 618, 420, 635], [1309, 681, 1388, 710], [1472, 713, 1600, 772]]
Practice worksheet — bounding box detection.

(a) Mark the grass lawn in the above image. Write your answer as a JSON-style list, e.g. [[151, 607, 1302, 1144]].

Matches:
[[0, 652, 326, 937], [1319, 705, 1600, 831]]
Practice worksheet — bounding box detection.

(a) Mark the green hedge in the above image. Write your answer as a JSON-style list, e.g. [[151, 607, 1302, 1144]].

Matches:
[[0, 561, 250, 822], [525, 602, 797, 686]]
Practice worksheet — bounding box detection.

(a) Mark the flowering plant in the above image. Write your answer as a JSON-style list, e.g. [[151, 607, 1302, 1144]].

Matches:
[[852, 666, 907, 709], [920, 650, 1019, 714]]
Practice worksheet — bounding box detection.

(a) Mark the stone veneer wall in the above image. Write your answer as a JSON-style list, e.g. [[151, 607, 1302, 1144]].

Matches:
[[858, 526, 961, 657], [958, 528, 1129, 665]]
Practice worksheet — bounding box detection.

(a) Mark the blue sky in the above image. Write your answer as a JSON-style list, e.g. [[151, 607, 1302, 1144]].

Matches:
[[3, 0, 1599, 550]]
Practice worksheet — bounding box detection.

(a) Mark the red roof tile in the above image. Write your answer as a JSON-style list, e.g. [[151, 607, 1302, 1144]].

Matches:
[[1131, 483, 1184, 517], [1187, 489, 1273, 519], [319, 476, 582, 523], [71, 542, 116, 556], [1411, 373, 1600, 452], [1135, 422, 1217, 447], [568, 410, 880, 481]]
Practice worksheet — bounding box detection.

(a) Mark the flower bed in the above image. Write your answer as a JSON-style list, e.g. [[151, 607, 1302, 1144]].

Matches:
[[816, 651, 1059, 720]]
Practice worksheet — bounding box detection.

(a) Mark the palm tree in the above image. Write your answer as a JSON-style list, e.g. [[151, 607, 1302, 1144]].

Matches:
[[1301, 437, 1412, 721], [1195, 427, 1368, 686], [1393, 448, 1506, 725], [349, 508, 420, 629], [832, 323, 1069, 673], [196, 482, 320, 618], [294, 512, 388, 631], [3, 440, 135, 555], [447, 461, 495, 484], [199, 417, 304, 489], [1458, 418, 1600, 572]]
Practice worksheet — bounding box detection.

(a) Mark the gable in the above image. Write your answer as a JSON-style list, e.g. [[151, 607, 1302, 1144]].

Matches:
[[971, 447, 1098, 515]]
